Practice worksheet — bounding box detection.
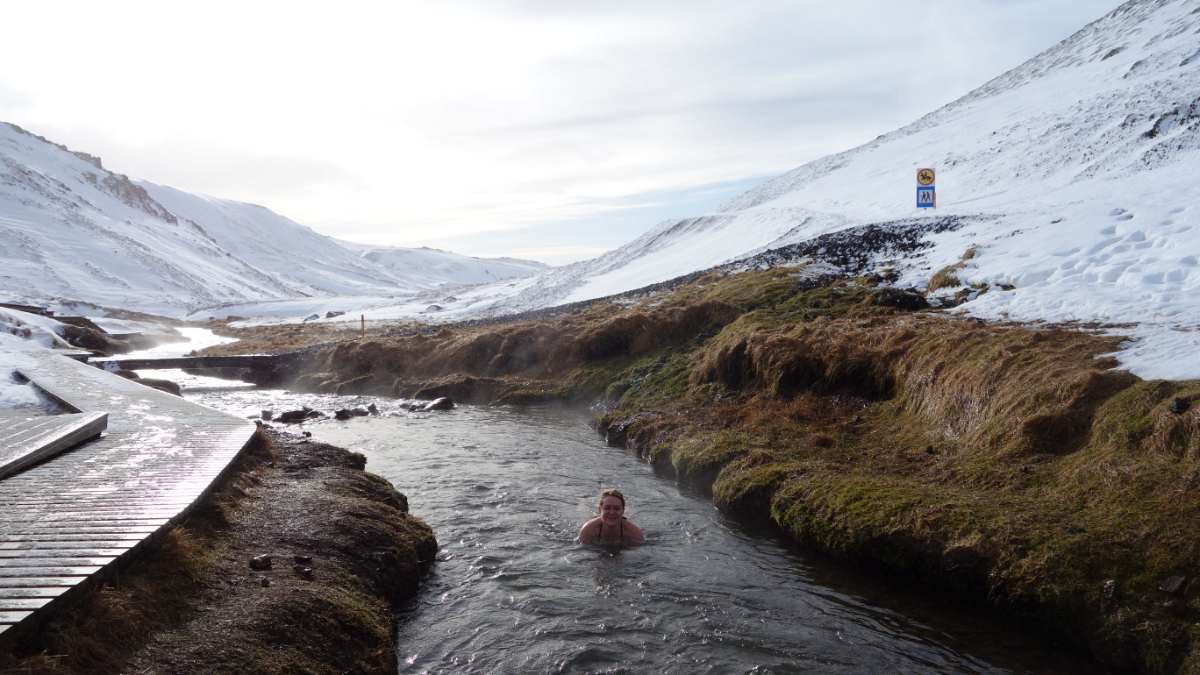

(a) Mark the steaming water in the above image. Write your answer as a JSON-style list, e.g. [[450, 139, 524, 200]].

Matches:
[[137, 331, 1087, 673]]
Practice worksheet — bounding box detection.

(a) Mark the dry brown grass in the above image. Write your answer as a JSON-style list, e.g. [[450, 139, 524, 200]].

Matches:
[[193, 266, 1198, 670]]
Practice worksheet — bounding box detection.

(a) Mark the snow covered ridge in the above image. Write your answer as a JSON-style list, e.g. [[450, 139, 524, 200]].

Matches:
[[351, 245, 548, 288], [382, 0, 1197, 379], [0, 122, 547, 315]]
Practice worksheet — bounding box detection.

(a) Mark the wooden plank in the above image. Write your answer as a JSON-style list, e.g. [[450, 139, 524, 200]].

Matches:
[[0, 577, 92, 588], [0, 598, 50, 611], [0, 542, 131, 554], [0, 533, 155, 543], [0, 566, 103, 578], [89, 355, 275, 371], [0, 525, 162, 534], [0, 611, 33, 624], [0, 587, 67, 599], [0, 412, 107, 480], [0, 558, 116, 568]]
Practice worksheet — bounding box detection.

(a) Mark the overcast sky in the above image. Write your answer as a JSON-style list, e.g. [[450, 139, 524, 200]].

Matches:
[[0, 0, 1123, 264]]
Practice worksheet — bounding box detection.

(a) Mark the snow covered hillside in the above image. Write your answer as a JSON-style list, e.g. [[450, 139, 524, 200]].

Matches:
[[0, 123, 545, 315], [342, 243, 548, 288], [361, 0, 1198, 378]]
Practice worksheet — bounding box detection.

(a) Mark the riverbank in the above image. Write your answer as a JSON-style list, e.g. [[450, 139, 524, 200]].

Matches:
[[207, 266, 1200, 673], [0, 427, 436, 674]]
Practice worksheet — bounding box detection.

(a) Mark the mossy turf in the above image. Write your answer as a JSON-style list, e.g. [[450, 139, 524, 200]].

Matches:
[[207, 266, 1198, 672], [0, 429, 436, 675]]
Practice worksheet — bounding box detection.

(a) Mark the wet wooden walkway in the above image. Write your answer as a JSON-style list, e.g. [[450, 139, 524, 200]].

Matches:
[[0, 341, 256, 641], [0, 412, 108, 480], [89, 354, 275, 371]]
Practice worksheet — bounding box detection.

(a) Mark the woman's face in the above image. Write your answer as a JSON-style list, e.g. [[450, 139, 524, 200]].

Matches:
[[599, 495, 624, 523]]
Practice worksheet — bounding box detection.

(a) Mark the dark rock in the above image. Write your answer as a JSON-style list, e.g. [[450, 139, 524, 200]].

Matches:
[[302, 313, 320, 322], [1170, 398, 1190, 414], [260, 577, 271, 588], [1159, 575, 1188, 595], [602, 412, 660, 448], [278, 407, 323, 424], [294, 555, 313, 565], [61, 323, 130, 355], [424, 304, 443, 313], [367, 403, 379, 415], [335, 409, 353, 421], [115, 369, 140, 380], [278, 409, 309, 424], [1102, 579, 1118, 611], [294, 565, 314, 579], [302, 431, 312, 438], [249, 554, 273, 571], [262, 410, 274, 421], [869, 287, 929, 311], [325, 310, 345, 319], [410, 397, 455, 412], [138, 377, 182, 396]]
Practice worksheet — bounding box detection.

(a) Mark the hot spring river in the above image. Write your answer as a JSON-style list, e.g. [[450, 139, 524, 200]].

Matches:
[[129, 331, 1086, 673]]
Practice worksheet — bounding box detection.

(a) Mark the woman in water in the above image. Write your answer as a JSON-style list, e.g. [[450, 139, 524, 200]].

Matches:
[[578, 488, 645, 546]]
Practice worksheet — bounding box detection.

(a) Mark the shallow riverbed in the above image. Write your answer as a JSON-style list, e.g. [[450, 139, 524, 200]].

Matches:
[[200, 397, 1085, 673], [129, 331, 1087, 673]]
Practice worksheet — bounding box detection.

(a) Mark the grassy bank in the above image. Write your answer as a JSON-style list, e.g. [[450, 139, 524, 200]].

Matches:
[[0, 428, 436, 674], [211, 267, 1200, 672]]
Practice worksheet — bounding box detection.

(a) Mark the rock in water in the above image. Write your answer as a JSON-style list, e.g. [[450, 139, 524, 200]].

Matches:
[[279, 407, 323, 424], [410, 397, 455, 412], [138, 377, 182, 396], [250, 554, 273, 571]]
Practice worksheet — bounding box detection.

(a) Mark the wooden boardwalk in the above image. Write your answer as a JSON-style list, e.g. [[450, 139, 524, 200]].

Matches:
[[0, 342, 256, 641], [0, 412, 108, 480], [89, 354, 275, 371]]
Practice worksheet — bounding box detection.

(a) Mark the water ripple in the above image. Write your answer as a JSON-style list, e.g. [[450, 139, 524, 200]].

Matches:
[[189, 392, 1087, 674]]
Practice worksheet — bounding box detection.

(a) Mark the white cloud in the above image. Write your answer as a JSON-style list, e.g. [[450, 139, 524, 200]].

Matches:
[[0, 0, 1124, 260]]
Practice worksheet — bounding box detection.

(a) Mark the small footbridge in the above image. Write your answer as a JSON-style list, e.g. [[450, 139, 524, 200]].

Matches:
[[0, 343, 258, 644], [88, 354, 277, 372]]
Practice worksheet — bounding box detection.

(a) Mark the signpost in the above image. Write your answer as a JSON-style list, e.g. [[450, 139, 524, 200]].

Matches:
[[916, 167, 936, 208]]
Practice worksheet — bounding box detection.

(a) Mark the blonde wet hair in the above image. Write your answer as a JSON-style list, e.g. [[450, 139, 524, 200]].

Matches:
[[599, 488, 626, 509]]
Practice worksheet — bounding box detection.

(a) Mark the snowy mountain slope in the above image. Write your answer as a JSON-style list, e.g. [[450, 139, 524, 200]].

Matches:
[[351, 0, 1199, 378], [140, 182, 413, 297], [344, 244, 548, 289], [0, 122, 546, 315], [565, 0, 1200, 302], [0, 121, 404, 313]]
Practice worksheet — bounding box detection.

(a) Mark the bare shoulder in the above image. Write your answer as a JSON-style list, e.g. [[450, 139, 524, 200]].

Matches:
[[578, 517, 602, 543], [623, 519, 646, 545]]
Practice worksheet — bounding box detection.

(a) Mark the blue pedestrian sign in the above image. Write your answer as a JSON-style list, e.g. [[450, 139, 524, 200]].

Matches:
[[916, 185, 936, 208]]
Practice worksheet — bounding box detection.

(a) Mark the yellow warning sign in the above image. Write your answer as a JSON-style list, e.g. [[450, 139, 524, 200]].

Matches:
[[916, 168, 935, 186]]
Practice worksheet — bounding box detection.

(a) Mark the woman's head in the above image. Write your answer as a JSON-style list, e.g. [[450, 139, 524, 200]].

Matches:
[[598, 488, 626, 522]]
